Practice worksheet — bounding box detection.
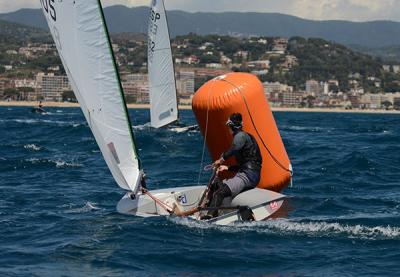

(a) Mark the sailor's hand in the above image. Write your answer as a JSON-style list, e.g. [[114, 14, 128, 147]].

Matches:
[[213, 158, 224, 168], [217, 165, 228, 174], [171, 203, 180, 216]]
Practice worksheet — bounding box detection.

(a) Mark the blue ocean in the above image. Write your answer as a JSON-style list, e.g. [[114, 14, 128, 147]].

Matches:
[[1, 106, 399, 276]]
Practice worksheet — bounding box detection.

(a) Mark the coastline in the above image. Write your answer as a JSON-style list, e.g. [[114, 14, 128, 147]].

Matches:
[[1, 100, 400, 114]]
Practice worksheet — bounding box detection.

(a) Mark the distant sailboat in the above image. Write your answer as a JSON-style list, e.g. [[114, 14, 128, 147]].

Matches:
[[41, 0, 287, 225], [147, 0, 179, 128]]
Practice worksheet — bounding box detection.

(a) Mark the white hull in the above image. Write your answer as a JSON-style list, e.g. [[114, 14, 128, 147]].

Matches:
[[117, 186, 286, 225]]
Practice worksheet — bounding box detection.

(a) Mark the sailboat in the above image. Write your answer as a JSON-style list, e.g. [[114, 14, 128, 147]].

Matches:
[[41, 0, 287, 225], [147, 0, 178, 128], [147, 0, 197, 132]]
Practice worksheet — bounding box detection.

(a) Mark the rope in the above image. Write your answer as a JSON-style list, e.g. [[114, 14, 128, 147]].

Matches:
[[141, 188, 173, 214], [196, 83, 214, 185], [221, 79, 293, 176]]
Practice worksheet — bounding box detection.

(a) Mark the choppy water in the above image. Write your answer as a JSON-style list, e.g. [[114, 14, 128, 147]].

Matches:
[[1, 107, 400, 276]]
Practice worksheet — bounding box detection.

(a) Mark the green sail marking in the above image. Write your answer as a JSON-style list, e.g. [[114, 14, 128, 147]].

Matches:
[[96, 0, 142, 169]]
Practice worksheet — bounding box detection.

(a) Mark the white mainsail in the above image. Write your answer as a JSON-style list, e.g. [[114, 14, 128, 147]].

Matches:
[[148, 0, 179, 128], [40, 0, 142, 192]]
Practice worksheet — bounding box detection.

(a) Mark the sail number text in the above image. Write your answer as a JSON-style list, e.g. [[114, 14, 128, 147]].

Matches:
[[148, 8, 161, 54], [150, 10, 161, 23], [40, 0, 56, 22]]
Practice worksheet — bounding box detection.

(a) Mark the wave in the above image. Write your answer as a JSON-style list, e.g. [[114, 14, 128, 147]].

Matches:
[[280, 125, 334, 133], [169, 125, 199, 134], [340, 151, 377, 170], [258, 220, 400, 240], [170, 217, 400, 240], [24, 144, 42, 151], [54, 160, 82, 168], [132, 122, 151, 131], [2, 118, 86, 128], [64, 201, 101, 214], [25, 158, 83, 168]]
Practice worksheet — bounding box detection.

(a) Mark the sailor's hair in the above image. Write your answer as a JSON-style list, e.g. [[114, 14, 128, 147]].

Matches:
[[226, 113, 243, 129]]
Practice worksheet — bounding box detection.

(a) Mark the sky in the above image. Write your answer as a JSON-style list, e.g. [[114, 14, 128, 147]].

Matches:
[[1, 0, 400, 22]]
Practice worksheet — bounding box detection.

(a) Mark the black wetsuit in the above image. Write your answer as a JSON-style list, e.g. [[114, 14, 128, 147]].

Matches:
[[207, 129, 262, 217], [222, 130, 262, 185]]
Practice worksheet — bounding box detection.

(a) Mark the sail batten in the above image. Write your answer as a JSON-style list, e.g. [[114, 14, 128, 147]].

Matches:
[[41, 0, 140, 192], [148, 0, 178, 128]]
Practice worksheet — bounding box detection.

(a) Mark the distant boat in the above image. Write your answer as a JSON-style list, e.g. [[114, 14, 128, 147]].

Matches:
[[31, 102, 46, 114], [30, 107, 46, 114], [41, 0, 286, 225]]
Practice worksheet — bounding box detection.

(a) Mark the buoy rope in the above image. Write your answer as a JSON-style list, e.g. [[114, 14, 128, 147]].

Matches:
[[197, 83, 214, 185], [221, 79, 293, 176]]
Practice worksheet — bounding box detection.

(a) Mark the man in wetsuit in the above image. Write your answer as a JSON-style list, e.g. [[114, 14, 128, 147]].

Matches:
[[204, 112, 262, 218]]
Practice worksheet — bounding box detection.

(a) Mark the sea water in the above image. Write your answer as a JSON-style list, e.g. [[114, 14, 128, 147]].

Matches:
[[1, 107, 399, 276]]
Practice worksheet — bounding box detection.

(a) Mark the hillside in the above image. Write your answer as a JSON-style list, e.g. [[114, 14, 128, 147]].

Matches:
[[284, 37, 384, 91], [0, 19, 50, 44], [1, 17, 399, 93], [2, 6, 400, 47], [349, 45, 400, 63], [171, 34, 393, 92]]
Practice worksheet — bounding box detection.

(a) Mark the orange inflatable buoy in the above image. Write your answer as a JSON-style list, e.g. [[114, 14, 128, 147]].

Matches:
[[192, 72, 292, 192]]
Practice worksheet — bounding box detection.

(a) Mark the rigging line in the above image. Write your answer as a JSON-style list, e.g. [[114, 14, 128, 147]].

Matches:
[[197, 82, 214, 185], [142, 188, 173, 213], [221, 79, 293, 176]]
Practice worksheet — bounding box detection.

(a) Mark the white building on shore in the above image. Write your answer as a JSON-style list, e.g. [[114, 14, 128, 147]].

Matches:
[[0, 80, 4, 98], [176, 70, 195, 96], [39, 73, 70, 102]]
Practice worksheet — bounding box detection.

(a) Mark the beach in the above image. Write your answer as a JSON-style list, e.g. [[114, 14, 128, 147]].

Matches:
[[1, 100, 400, 114]]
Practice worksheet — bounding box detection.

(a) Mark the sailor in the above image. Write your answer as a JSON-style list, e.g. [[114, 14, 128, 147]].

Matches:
[[205, 112, 262, 218]]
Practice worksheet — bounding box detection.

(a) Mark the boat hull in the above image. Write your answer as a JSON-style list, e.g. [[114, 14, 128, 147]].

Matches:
[[117, 186, 286, 225]]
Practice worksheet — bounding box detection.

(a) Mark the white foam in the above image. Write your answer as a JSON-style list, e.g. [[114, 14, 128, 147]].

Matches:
[[26, 158, 40, 163], [85, 201, 100, 210], [15, 119, 37, 124], [255, 220, 400, 240], [282, 125, 333, 132], [54, 160, 83, 168], [24, 144, 42, 151], [66, 201, 101, 214], [132, 122, 151, 130], [12, 118, 85, 127], [170, 217, 400, 240], [25, 158, 82, 168], [169, 127, 188, 133], [169, 124, 198, 133]]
